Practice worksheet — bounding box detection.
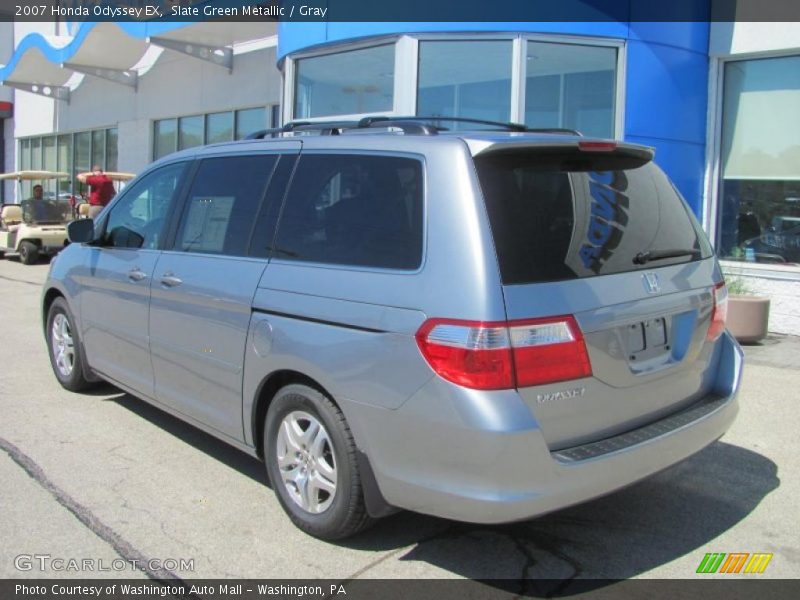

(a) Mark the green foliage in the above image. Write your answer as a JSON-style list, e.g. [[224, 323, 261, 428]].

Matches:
[[726, 276, 752, 296]]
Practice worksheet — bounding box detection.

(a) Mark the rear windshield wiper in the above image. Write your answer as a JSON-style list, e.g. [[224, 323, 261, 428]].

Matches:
[[633, 248, 700, 265]]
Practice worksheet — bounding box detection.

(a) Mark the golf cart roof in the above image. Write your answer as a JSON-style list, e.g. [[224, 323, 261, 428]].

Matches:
[[0, 170, 70, 181], [104, 172, 136, 182]]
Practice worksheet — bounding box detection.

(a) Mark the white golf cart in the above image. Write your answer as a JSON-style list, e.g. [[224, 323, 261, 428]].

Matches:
[[0, 170, 72, 264]]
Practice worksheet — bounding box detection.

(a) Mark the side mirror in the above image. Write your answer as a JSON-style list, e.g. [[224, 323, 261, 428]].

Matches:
[[67, 218, 96, 244]]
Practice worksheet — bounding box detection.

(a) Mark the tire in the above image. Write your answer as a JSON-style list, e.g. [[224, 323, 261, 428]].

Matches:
[[46, 297, 93, 392], [18, 241, 39, 265], [264, 384, 374, 540]]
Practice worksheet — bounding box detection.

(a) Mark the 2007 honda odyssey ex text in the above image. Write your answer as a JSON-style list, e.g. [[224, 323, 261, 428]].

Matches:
[[42, 117, 742, 539]]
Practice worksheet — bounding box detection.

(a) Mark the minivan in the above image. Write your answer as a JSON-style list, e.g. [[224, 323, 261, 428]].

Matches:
[[43, 117, 742, 540]]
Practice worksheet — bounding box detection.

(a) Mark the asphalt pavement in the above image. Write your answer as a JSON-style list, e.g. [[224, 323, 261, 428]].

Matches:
[[0, 255, 797, 587]]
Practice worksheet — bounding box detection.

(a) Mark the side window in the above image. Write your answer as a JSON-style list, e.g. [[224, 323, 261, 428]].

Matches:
[[102, 162, 186, 250], [175, 155, 277, 256], [273, 154, 423, 269]]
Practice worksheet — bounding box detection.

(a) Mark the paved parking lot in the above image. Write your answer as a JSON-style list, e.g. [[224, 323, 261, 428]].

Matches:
[[1, 256, 798, 587]]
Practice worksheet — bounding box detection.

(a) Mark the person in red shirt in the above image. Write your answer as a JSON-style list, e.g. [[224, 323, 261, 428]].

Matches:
[[77, 165, 116, 219]]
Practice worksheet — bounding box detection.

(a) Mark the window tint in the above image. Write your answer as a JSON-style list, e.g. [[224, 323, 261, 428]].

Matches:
[[175, 155, 277, 256], [273, 155, 423, 269], [102, 163, 186, 250], [475, 152, 712, 284]]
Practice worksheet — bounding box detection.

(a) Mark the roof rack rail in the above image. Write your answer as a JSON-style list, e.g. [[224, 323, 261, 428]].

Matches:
[[244, 116, 583, 139], [361, 116, 582, 135], [246, 120, 361, 139], [362, 116, 527, 133]]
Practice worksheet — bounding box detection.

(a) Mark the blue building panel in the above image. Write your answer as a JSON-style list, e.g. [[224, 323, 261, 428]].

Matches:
[[627, 135, 706, 214], [624, 39, 709, 146]]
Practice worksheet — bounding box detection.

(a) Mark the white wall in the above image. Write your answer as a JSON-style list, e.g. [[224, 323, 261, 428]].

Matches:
[[710, 22, 800, 57]]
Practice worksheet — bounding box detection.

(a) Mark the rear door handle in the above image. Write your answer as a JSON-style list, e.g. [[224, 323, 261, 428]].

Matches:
[[160, 273, 183, 287], [127, 268, 147, 282]]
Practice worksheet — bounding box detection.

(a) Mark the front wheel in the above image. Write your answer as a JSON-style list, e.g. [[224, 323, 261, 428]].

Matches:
[[264, 384, 373, 540], [46, 297, 93, 391], [18, 241, 39, 265]]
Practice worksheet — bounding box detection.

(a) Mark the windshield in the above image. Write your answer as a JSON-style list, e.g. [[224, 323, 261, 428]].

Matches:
[[475, 151, 714, 284], [21, 199, 72, 224]]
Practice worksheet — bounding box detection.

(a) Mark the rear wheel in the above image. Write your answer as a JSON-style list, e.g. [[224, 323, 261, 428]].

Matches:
[[46, 297, 93, 391], [18, 241, 38, 265], [264, 384, 373, 540]]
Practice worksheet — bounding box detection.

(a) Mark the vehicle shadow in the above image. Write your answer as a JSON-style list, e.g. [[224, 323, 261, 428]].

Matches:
[[105, 390, 778, 592], [107, 391, 267, 486], [346, 441, 779, 594]]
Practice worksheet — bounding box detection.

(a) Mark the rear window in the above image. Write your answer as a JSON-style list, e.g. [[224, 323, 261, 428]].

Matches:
[[474, 151, 713, 284]]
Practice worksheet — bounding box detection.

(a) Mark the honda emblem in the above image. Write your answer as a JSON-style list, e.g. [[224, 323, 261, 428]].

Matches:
[[643, 272, 661, 294]]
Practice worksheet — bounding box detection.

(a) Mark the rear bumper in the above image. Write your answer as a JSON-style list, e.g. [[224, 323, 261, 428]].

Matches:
[[346, 331, 742, 523]]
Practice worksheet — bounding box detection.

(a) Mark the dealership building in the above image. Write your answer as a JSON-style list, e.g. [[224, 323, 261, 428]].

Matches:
[[1, 14, 799, 333]]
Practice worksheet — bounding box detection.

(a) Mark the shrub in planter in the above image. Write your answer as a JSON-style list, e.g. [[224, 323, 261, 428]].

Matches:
[[725, 276, 770, 344]]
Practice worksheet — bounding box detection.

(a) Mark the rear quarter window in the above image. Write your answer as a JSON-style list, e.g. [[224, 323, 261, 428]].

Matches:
[[272, 154, 423, 270], [475, 152, 712, 284]]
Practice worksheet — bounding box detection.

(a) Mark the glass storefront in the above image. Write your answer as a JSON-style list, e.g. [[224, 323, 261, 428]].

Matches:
[[418, 40, 512, 123], [717, 55, 800, 267], [525, 41, 617, 138], [288, 35, 619, 136], [294, 44, 395, 118]]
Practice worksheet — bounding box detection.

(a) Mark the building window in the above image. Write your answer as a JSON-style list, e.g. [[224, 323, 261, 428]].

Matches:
[[178, 115, 204, 151], [234, 107, 266, 140], [294, 44, 395, 119], [206, 112, 234, 144], [154, 118, 178, 159], [17, 127, 119, 200], [153, 107, 275, 159], [525, 41, 617, 138], [57, 135, 72, 193], [105, 128, 118, 172], [418, 40, 513, 123], [717, 55, 800, 266]]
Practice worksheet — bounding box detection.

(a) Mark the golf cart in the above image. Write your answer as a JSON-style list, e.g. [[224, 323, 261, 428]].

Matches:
[[76, 171, 136, 218], [0, 170, 72, 264]]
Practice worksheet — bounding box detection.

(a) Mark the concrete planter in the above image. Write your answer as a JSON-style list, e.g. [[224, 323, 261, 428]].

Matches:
[[727, 295, 770, 344]]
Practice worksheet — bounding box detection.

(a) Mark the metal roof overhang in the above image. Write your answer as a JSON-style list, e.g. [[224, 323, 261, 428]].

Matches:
[[0, 43, 74, 101], [148, 22, 277, 70], [63, 23, 150, 88], [0, 22, 278, 99]]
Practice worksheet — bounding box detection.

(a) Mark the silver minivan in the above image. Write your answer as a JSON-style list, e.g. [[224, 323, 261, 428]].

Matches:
[[43, 118, 742, 540]]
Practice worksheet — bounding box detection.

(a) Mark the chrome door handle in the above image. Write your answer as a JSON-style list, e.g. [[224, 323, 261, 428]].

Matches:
[[160, 273, 183, 287], [127, 268, 147, 282]]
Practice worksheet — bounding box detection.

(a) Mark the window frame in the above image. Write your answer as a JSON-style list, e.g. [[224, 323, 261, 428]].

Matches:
[[705, 49, 800, 281], [282, 32, 625, 139]]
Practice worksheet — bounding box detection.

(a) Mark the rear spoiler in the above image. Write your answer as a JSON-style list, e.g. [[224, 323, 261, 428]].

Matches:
[[466, 138, 655, 163]]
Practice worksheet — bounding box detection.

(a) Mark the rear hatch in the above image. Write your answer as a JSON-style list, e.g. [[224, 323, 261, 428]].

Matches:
[[472, 140, 721, 450]]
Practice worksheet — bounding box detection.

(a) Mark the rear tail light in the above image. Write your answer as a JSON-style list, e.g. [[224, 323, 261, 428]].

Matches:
[[415, 316, 592, 390], [707, 281, 728, 341]]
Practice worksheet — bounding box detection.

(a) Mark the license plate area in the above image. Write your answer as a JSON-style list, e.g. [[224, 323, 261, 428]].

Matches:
[[626, 317, 670, 363]]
